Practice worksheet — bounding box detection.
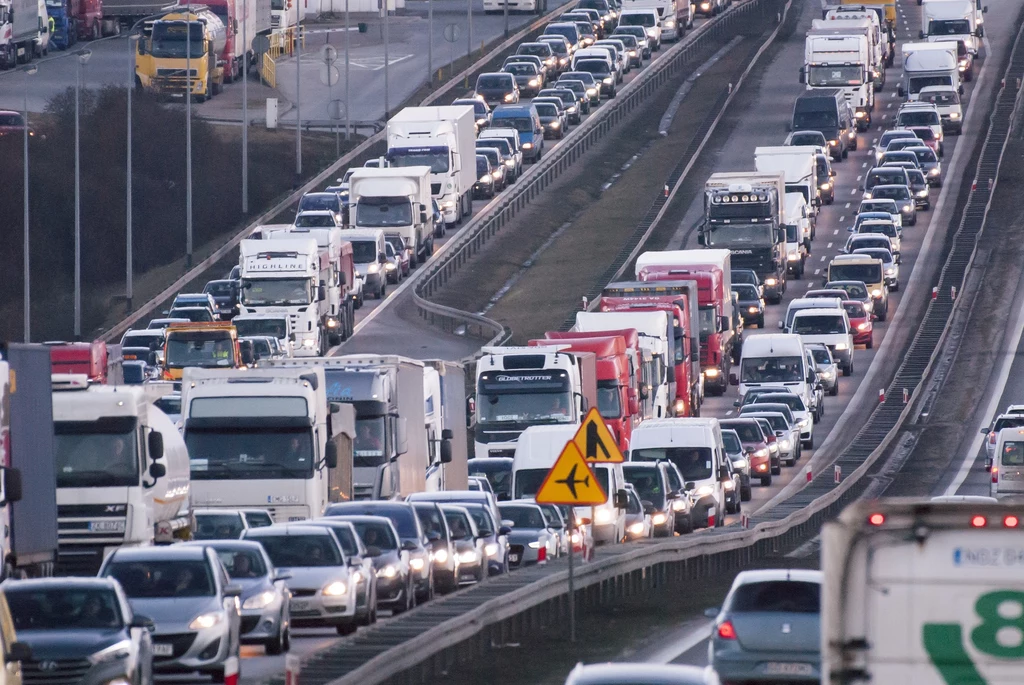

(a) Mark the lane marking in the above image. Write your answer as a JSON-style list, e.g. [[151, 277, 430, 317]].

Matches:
[[826, 242, 833, 248], [851, 188, 858, 195], [814, 268, 821, 275], [861, 161, 868, 168], [647, 622, 713, 665], [856, 175, 862, 182], [833, 228, 839, 235], [845, 202, 851, 209], [820, 255, 826, 261], [838, 215, 845, 222]]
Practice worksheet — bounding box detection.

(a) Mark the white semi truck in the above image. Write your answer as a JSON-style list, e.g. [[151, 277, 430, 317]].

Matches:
[[238, 236, 330, 356], [51, 375, 191, 575], [424, 360, 469, 492], [823, 498, 1024, 685], [804, 21, 874, 129], [921, 0, 983, 55], [348, 166, 435, 267], [386, 106, 477, 228], [181, 366, 355, 521]]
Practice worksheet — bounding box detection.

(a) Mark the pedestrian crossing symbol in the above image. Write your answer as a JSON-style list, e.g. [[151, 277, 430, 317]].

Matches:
[[535, 441, 608, 506]]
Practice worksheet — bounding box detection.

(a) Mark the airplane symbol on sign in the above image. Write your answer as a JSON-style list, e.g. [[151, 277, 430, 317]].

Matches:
[[556, 463, 591, 499]]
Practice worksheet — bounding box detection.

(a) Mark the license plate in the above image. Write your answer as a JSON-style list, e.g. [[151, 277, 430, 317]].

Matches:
[[89, 520, 126, 533], [291, 600, 311, 612], [765, 662, 813, 676], [152, 643, 173, 657], [509, 554, 520, 564]]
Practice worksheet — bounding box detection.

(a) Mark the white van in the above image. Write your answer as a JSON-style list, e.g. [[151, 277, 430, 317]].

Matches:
[[511, 425, 626, 544], [732, 334, 815, 413], [342, 228, 388, 300], [992, 427, 1024, 499], [629, 418, 729, 528], [618, 8, 662, 50], [789, 308, 854, 376], [780, 297, 844, 333]]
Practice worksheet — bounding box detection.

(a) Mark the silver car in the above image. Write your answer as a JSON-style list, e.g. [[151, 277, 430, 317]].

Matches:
[[440, 505, 487, 585], [806, 342, 839, 396], [304, 519, 378, 623], [499, 502, 560, 567], [100, 546, 241, 680], [242, 525, 360, 635], [741, 410, 800, 467], [185, 540, 292, 655]]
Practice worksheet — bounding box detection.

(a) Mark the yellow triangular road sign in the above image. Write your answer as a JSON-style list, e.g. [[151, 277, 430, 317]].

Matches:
[[535, 441, 607, 506], [572, 407, 625, 463]]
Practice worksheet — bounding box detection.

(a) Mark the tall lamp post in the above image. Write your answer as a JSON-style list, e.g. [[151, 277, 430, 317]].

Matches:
[[22, 64, 37, 343], [185, 0, 194, 269], [74, 48, 92, 341], [127, 35, 137, 312]]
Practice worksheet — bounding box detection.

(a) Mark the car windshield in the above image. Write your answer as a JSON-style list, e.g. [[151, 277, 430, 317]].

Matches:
[[186, 427, 314, 480], [240, 278, 310, 306], [504, 63, 536, 75], [843, 302, 867, 318], [733, 284, 759, 300], [872, 186, 910, 200], [620, 12, 654, 26], [721, 431, 742, 453], [294, 214, 335, 228], [748, 413, 789, 432], [861, 202, 896, 214], [857, 249, 892, 264], [729, 580, 820, 613], [831, 263, 882, 283], [810, 348, 832, 365], [792, 315, 846, 335], [623, 467, 666, 505], [298, 194, 339, 212], [414, 506, 448, 542], [920, 90, 959, 106], [898, 110, 940, 126], [494, 116, 534, 133], [907, 170, 926, 185], [790, 133, 824, 146], [993, 417, 1024, 432], [499, 505, 546, 529], [632, 447, 713, 481], [122, 331, 164, 350], [755, 395, 804, 411], [245, 511, 273, 527], [722, 421, 763, 443], [861, 223, 897, 238], [105, 559, 215, 598], [234, 318, 287, 339], [194, 513, 245, 540], [741, 356, 803, 383], [463, 506, 495, 536], [535, 103, 558, 117], [5, 588, 123, 630], [251, 534, 342, 567], [204, 281, 235, 296], [443, 510, 475, 539], [214, 548, 268, 578], [348, 520, 399, 550], [480, 138, 512, 155], [478, 74, 511, 89]]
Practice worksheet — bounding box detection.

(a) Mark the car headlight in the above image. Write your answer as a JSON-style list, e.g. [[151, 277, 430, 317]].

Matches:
[[503, 93, 515, 102], [188, 612, 223, 630], [748, 306, 759, 313], [916, 189, 929, 198], [409, 557, 425, 571], [857, 322, 870, 331], [834, 342, 848, 351], [301, 338, 316, 348], [602, 76, 613, 84], [242, 590, 277, 610], [560, 57, 568, 65], [700, 1, 710, 8], [705, 367, 720, 378], [664, 19, 675, 27], [885, 267, 896, 276], [595, 508, 614, 524], [484, 542, 499, 557], [733, 458, 748, 469], [871, 288, 883, 298], [433, 548, 449, 564], [821, 369, 835, 379], [367, 263, 380, 274], [901, 205, 913, 213], [820, 181, 832, 190], [528, 78, 539, 87], [549, 121, 560, 128], [671, 499, 687, 511], [587, 87, 598, 96], [479, 175, 491, 183], [457, 550, 479, 563], [89, 639, 133, 665], [754, 448, 768, 458], [441, 200, 455, 209], [929, 168, 940, 176], [651, 512, 668, 525], [628, 49, 636, 57], [724, 480, 735, 490], [385, 262, 397, 271], [695, 485, 714, 497], [492, 169, 504, 179], [628, 521, 646, 535], [779, 439, 792, 450], [322, 580, 347, 596], [787, 252, 800, 261], [797, 418, 810, 429], [950, 112, 961, 119], [377, 564, 398, 579], [567, 105, 577, 113], [829, 139, 838, 147], [764, 277, 777, 286]]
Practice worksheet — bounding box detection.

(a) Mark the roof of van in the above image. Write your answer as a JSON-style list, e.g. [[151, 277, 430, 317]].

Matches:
[[791, 307, 846, 318], [513, 425, 583, 467], [340, 228, 385, 240], [740, 334, 804, 355], [788, 297, 844, 310], [631, 418, 721, 445], [831, 253, 882, 264]]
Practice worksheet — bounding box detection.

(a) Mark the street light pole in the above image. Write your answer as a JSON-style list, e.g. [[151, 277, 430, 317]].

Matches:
[[467, 0, 472, 64], [186, 0, 193, 269], [345, 0, 350, 139], [428, 0, 433, 85], [127, 36, 135, 312], [503, 0, 508, 38], [22, 65, 36, 343], [242, 2, 248, 214], [295, 0, 301, 180], [383, 0, 389, 120], [74, 49, 91, 341]]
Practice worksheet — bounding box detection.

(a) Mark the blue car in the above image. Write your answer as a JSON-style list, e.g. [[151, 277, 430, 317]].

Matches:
[[491, 104, 544, 163]]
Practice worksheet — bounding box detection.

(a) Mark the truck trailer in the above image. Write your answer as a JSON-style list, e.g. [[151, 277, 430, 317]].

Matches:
[[347, 166, 435, 266]]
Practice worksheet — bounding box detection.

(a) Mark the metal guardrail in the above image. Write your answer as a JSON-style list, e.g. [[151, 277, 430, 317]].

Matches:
[[99, 0, 579, 344], [411, 0, 772, 343]]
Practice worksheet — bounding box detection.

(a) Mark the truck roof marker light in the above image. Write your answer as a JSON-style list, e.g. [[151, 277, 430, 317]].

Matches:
[[1004, 515, 1020, 528], [868, 513, 885, 526], [971, 515, 987, 528]]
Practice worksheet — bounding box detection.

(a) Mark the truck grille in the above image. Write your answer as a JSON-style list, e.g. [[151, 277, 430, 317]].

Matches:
[[430, 183, 442, 195], [22, 659, 91, 685], [271, 14, 280, 26], [156, 68, 199, 78], [55, 545, 108, 576]]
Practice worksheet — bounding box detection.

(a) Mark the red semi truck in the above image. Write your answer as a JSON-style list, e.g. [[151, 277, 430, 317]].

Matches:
[[635, 250, 737, 396], [46, 341, 122, 384], [202, 0, 271, 82], [531, 334, 639, 453], [600, 279, 702, 418]]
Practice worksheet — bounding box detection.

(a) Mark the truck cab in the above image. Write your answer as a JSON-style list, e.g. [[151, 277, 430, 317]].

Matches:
[[348, 167, 434, 267], [46, 341, 114, 384], [135, 9, 226, 101], [162, 322, 241, 381]]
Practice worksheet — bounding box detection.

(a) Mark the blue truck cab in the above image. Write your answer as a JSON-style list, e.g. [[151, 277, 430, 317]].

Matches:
[[491, 104, 544, 163]]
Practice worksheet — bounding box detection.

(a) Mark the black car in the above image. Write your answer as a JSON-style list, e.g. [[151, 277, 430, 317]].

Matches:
[[3, 578, 152, 685], [502, 62, 543, 98], [323, 501, 434, 603], [474, 72, 519, 107], [474, 154, 496, 199], [551, 79, 592, 114], [476, 146, 507, 190], [537, 89, 582, 124], [202, 279, 239, 320], [409, 501, 460, 594], [573, 58, 615, 97], [534, 101, 565, 139], [732, 283, 765, 328], [622, 462, 682, 537], [730, 268, 763, 296]]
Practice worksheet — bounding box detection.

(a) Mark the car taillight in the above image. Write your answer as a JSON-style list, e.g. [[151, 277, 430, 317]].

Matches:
[[868, 513, 885, 526], [717, 620, 737, 640], [993, 467, 999, 484], [1005, 515, 1020, 528], [538, 545, 547, 563], [990, 432, 998, 445]]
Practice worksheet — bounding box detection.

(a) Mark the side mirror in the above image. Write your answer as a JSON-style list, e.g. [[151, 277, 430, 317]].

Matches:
[[919, 29, 925, 39], [719, 471, 732, 483], [498, 525, 512, 536], [401, 539, 419, 552], [641, 501, 655, 515], [627, 392, 639, 415], [224, 584, 243, 597], [980, 428, 990, 435], [325, 441, 339, 469], [441, 428, 454, 440], [148, 431, 164, 460], [149, 462, 166, 479], [364, 546, 383, 557], [613, 489, 628, 509], [6, 642, 31, 663], [439, 439, 453, 464], [420, 210, 429, 224], [897, 84, 905, 97], [720, 315, 729, 331], [729, 373, 739, 386], [289, 333, 296, 342], [798, 66, 805, 84], [378, 252, 388, 264], [684, 481, 695, 492], [130, 615, 156, 630], [830, 169, 836, 177], [273, 571, 293, 581], [0, 468, 22, 505], [497, 492, 511, 501], [426, 530, 441, 542], [703, 607, 720, 618]]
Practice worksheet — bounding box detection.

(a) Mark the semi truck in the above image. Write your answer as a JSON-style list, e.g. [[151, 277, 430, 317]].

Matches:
[[473, 346, 597, 459], [822, 499, 1024, 685], [424, 360, 468, 492], [838, 0, 896, 34], [51, 376, 191, 575], [182, 366, 354, 520], [804, 22, 874, 126], [698, 173, 786, 303], [921, 0, 983, 56], [635, 250, 737, 396], [45, 0, 103, 49], [162, 322, 243, 381], [0, 0, 43, 67], [205, 0, 270, 82], [386, 106, 476, 229], [47, 340, 123, 384], [822, 8, 889, 77], [238, 236, 330, 356], [898, 41, 961, 99], [600, 279, 702, 418], [0, 344, 57, 579], [135, 8, 226, 101], [348, 166, 435, 267]]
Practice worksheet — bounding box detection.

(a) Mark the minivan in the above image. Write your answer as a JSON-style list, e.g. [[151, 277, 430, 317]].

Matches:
[[790, 89, 855, 162], [731, 334, 816, 419], [343, 228, 388, 301], [993, 427, 1024, 499], [492, 104, 545, 162]]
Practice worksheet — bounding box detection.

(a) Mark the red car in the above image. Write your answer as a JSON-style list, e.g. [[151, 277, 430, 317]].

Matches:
[[906, 126, 941, 157], [720, 418, 774, 486], [0, 111, 30, 137], [844, 299, 874, 348]]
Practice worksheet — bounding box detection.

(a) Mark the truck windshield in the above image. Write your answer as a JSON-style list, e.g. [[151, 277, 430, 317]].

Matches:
[[632, 447, 714, 481], [234, 318, 287, 339], [150, 23, 206, 59], [698, 306, 717, 340], [271, 0, 284, 8], [478, 391, 574, 425], [514, 469, 548, 499], [55, 417, 139, 488], [792, 315, 847, 335], [807, 65, 864, 87], [354, 417, 387, 466], [907, 77, 952, 95], [351, 240, 378, 264], [240, 278, 311, 305], [165, 332, 235, 369], [596, 380, 621, 419], [928, 19, 970, 35], [356, 197, 413, 227], [792, 111, 837, 129], [387, 148, 450, 174], [705, 223, 775, 247], [830, 263, 882, 283], [741, 356, 803, 383], [185, 428, 315, 479]]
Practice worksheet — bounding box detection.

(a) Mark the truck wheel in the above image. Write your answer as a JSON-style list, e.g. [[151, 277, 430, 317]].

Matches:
[[92, 20, 100, 40]]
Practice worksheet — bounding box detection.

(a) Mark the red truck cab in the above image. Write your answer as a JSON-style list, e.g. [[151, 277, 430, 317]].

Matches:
[[600, 280, 701, 417], [530, 334, 639, 453], [47, 341, 110, 383]]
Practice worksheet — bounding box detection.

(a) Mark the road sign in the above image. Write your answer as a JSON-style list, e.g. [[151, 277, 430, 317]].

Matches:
[[535, 441, 607, 506], [572, 407, 624, 463], [443, 23, 460, 43], [319, 64, 340, 86], [328, 99, 345, 120], [252, 35, 271, 58], [320, 44, 338, 64]]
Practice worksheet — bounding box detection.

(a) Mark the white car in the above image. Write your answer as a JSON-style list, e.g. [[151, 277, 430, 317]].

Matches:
[[790, 307, 854, 377], [980, 413, 1024, 471], [914, 85, 963, 134]]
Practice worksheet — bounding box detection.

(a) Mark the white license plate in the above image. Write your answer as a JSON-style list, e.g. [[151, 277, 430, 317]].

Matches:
[[509, 554, 520, 564], [765, 662, 813, 676], [89, 520, 126, 533], [152, 643, 173, 657], [291, 600, 311, 612]]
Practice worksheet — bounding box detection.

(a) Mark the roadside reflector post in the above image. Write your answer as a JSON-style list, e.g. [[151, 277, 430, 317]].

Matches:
[[224, 656, 240, 685], [567, 515, 576, 643], [284, 655, 299, 685], [806, 469, 812, 483], [581, 296, 588, 310], [878, 388, 886, 403], [972, 179, 977, 191], [932, 286, 938, 300], [951, 285, 957, 300], [740, 513, 749, 529], [834, 465, 841, 484], [664, 184, 669, 197], [707, 506, 715, 528], [903, 387, 909, 404]]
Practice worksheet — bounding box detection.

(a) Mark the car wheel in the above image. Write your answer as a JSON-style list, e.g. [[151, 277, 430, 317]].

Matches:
[[878, 307, 887, 322], [741, 485, 752, 502], [843, 363, 852, 377], [760, 474, 772, 486], [336, 622, 357, 636], [805, 434, 815, 449], [771, 463, 781, 475], [830, 383, 839, 396], [867, 335, 874, 349], [265, 626, 286, 655], [757, 315, 765, 328]]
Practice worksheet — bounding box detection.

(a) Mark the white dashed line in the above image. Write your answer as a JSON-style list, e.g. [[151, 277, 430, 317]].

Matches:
[[833, 228, 839, 235], [845, 202, 851, 209], [851, 188, 858, 195], [838, 215, 845, 222], [861, 161, 868, 168], [814, 268, 821, 275], [871, 138, 878, 145], [725, 410, 733, 416], [826, 242, 833, 248], [820, 255, 827, 262], [856, 175, 862, 182], [887, 102, 893, 108]]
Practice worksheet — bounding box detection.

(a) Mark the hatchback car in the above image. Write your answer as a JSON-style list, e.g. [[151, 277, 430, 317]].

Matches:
[[502, 62, 544, 97], [905, 145, 942, 185], [732, 283, 765, 328], [499, 502, 559, 567], [298, 519, 378, 623], [100, 546, 241, 681], [203, 280, 239, 320], [612, 26, 650, 59], [474, 72, 519, 106], [553, 79, 593, 114], [384, 233, 411, 278], [409, 501, 459, 594], [558, 72, 602, 105], [452, 97, 492, 131], [842, 299, 874, 348], [706, 569, 823, 684], [535, 101, 566, 138], [740, 409, 799, 467], [720, 428, 752, 502], [622, 461, 682, 537], [474, 154, 496, 199], [622, 484, 653, 540], [875, 129, 921, 163], [167, 307, 215, 323], [785, 130, 829, 148], [900, 167, 931, 209], [750, 393, 815, 447], [325, 515, 413, 614], [536, 89, 582, 124], [866, 184, 917, 225], [440, 505, 487, 582], [719, 418, 772, 486], [806, 342, 839, 396]]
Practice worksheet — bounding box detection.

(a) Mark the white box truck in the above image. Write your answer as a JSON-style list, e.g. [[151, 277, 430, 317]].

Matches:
[[899, 41, 961, 99], [347, 166, 435, 266], [823, 498, 1024, 685], [386, 105, 476, 229], [921, 0, 983, 55], [804, 22, 874, 128]]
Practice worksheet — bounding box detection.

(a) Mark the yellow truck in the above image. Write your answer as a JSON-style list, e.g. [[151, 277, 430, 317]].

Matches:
[[162, 322, 242, 381], [840, 0, 896, 30], [135, 6, 226, 101]]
